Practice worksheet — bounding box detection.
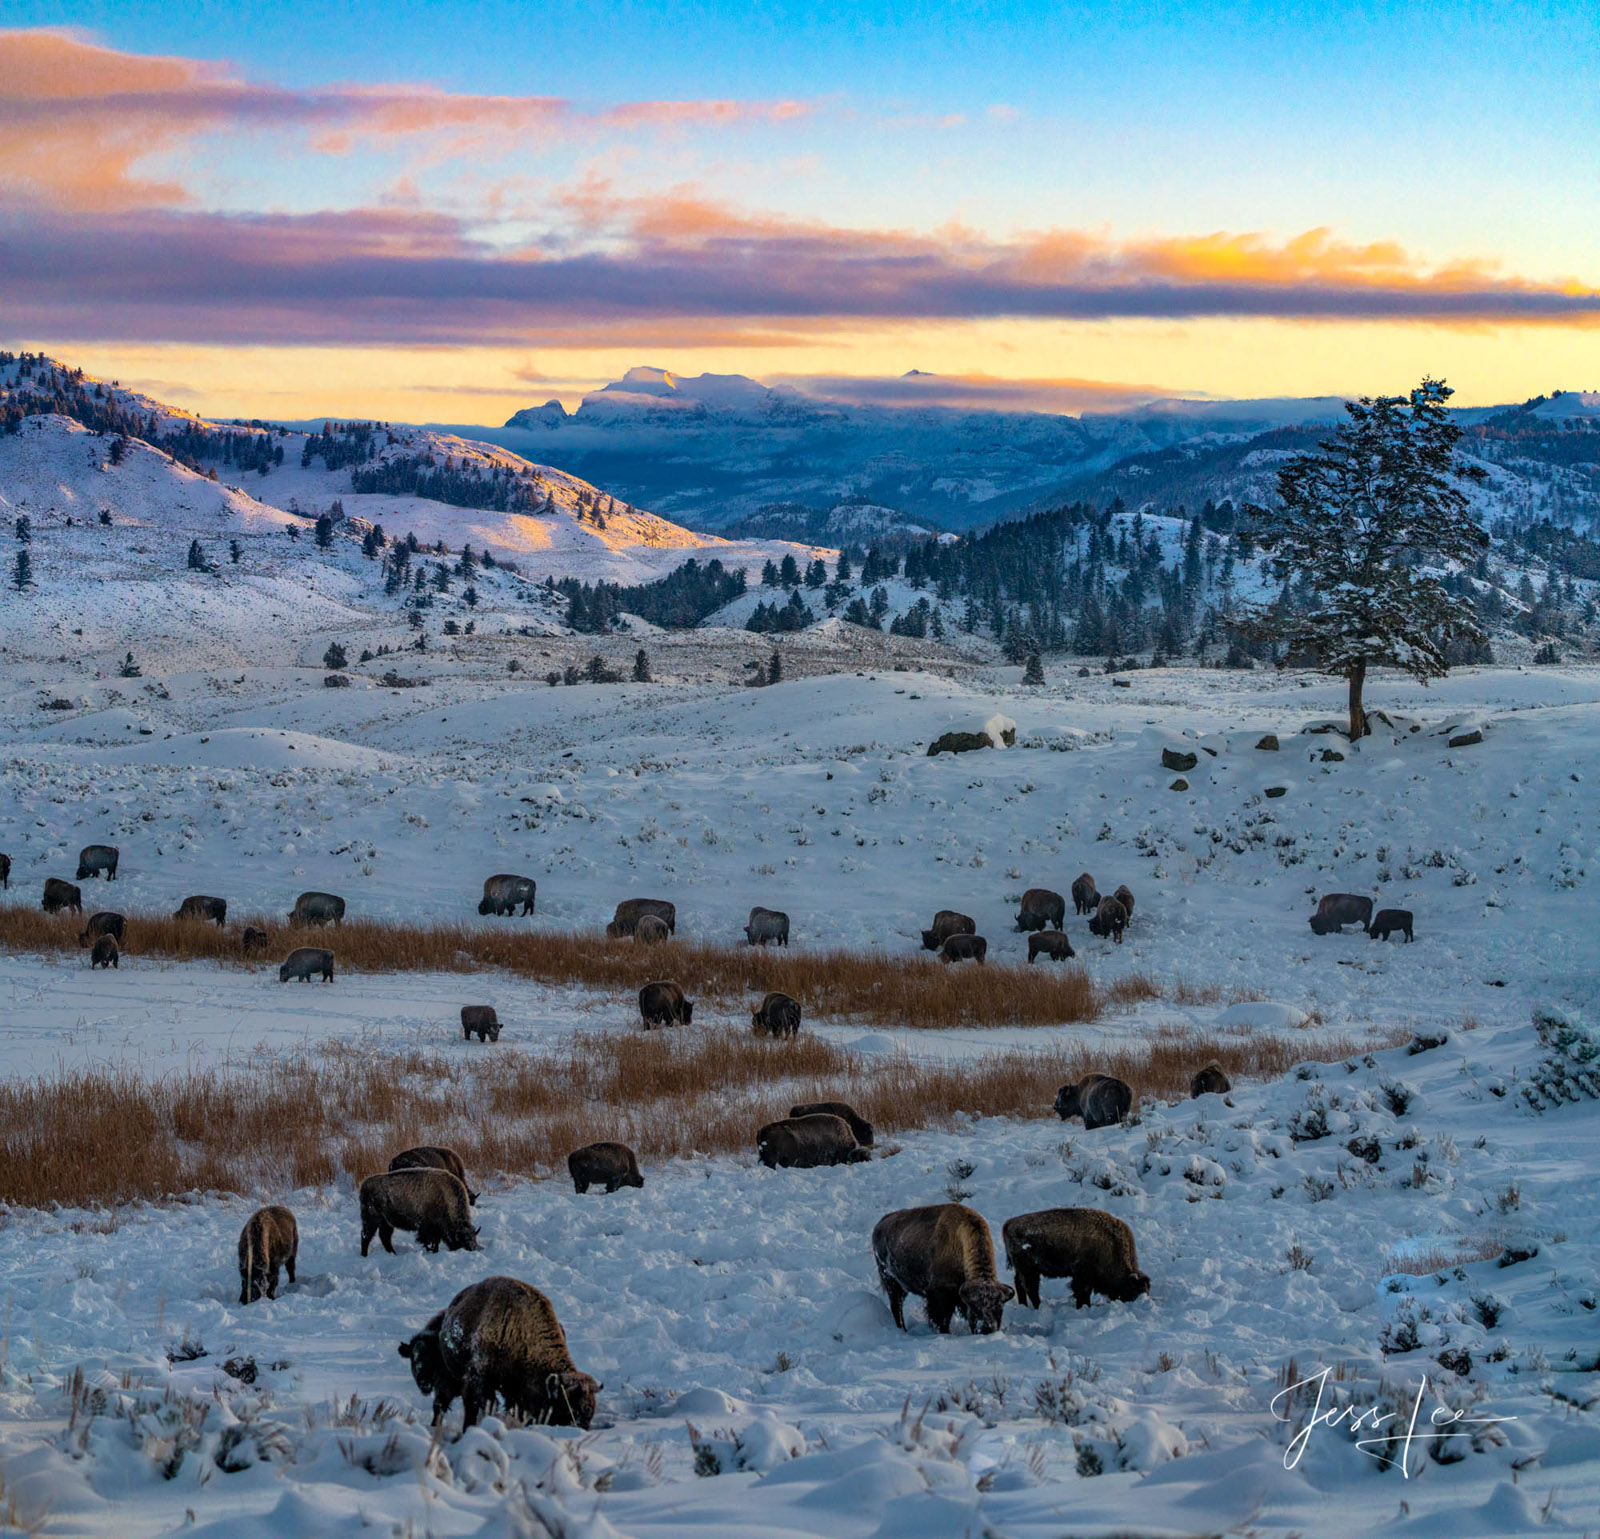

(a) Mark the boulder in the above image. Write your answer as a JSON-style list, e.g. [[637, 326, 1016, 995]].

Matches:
[[1264, 786, 1287, 798], [1161, 748, 1198, 772], [1320, 748, 1345, 762], [1255, 734, 1280, 751], [1448, 729, 1483, 748], [927, 731, 992, 757], [1169, 778, 1189, 792]]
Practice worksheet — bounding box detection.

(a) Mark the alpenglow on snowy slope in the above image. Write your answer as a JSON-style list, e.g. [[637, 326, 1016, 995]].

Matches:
[[1, 340, 1598, 1539]]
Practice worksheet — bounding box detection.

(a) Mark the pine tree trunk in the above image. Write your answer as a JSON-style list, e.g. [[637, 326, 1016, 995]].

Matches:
[[1347, 660, 1368, 740]]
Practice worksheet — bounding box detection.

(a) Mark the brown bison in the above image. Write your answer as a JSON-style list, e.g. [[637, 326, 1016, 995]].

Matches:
[[757, 1114, 868, 1169], [1369, 908, 1414, 943], [1054, 1073, 1133, 1129], [398, 1275, 598, 1430], [1015, 887, 1066, 932], [1071, 873, 1099, 916], [920, 910, 976, 951], [76, 844, 119, 882], [279, 946, 334, 983], [289, 891, 345, 927], [174, 894, 227, 927], [1002, 1208, 1149, 1310], [78, 911, 124, 947], [478, 874, 536, 917], [461, 1005, 501, 1043], [606, 898, 675, 938], [359, 1168, 478, 1255], [0, 852, 9, 889], [752, 991, 802, 1038], [42, 878, 82, 915], [1087, 895, 1128, 943], [1308, 893, 1373, 935], [745, 906, 790, 946], [790, 1100, 873, 1148], [634, 914, 670, 946], [872, 1203, 1014, 1335], [1112, 884, 1135, 918], [241, 926, 269, 954], [940, 933, 987, 964], [238, 1205, 299, 1304], [639, 980, 692, 1029], [1028, 931, 1075, 963], [567, 1142, 644, 1194], [1190, 1062, 1231, 1097], [90, 934, 119, 969], [389, 1145, 479, 1204]]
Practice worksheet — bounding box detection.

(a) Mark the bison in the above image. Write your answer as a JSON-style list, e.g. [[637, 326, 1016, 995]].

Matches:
[[1015, 887, 1066, 933], [359, 1168, 478, 1255], [279, 946, 334, 983], [567, 1142, 644, 1194], [1002, 1208, 1149, 1310], [790, 1100, 873, 1148], [639, 980, 692, 1029], [1071, 873, 1099, 916], [1112, 884, 1135, 919], [78, 911, 124, 947], [1054, 1073, 1133, 1130], [241, 926, 268, 954], [478, 874, 536, 917], [920, 910, 976, 951], [634, 914, 670, 946], [1087, 895, 1128, 943], [289, 891, 345, 927], [758, 1114, 869, 1170], [1370, 908, 1414, 943], [752, 991, 802, 1038], [461, 1005, 501, 1043], [940, 933, 987, 964], [872, 1203, 1014, 1335], [174, 894, 227, 927], [42, 878, 81, 915], [1308, 893, 1373, 935], [390, 1145, 479, 1204], [0, 852, 10, 889], [398, 1275, 598, 1431], [238, 1205, 299, 1304], [606, 898, 675, 938], [745, 906, 790, 947], [90, 934, 119, 969], [76, 844, 118, 882], [1190, 1062, 1231, 1097], [1028, 931, 1075, 963]]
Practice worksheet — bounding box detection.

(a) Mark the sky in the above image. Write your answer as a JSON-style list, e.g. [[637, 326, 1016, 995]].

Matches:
[[1, 2, 1596, 422]]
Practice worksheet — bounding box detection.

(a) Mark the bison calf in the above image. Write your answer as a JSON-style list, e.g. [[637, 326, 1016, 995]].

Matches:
[[399, 1276, 598, 1431], [390, 1145, 479, 1204], [241, 926, 268, 954], [752, 991, 801, 1038], [757, 1114, 868, 1169], [461, 1005, 501, 1043], [1028, 931, 1075, 963], [1002, 1208, 1149, 1310], [921, 910, 975, 950], [359, 1168, 478, 1255], [1308, 893, 1373, 935], [238, 1205, 299, 1304], [1015, 887, 1065, 933], [634, 914, 670, 946], [1071, 873, 1099, 916], [639, 980, 692, 1029], [90, 934, 119, 969], [1369, 908, 1414, 943], [872, 1203, 1014, 1335], [607, 898, 675, 938], [1054, 1073, 1133, 1130], [790, 1100, 873, 1147], [1190, 1062, 1231, 1097], [175, 894, 227, 927], [567, 1141, 644, 1194], [940, 933, 987, 964], [279, 947, 334, 983], [78, 911, 125, 947]]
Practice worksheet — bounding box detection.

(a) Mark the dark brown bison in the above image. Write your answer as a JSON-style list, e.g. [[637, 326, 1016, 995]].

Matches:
[[1015, 887, 1066, 932], [872, 1203, 1014, 1335], [940, 933, 987, 963], [241, 926, 269, 954], [790, 1100, 874, 1147], [634, 914, 670, 946], [478, 874, 536, 917], [1308, 893, 1373, 935], [639, 980, 692, 1029], [1002, 1208, 1149, 1309], [1112, 884, 1135, 918], [461, 1005, 501, 1043], [1190, 1062, 1231, 1097], [921, 910, 976, 950], [1369, 908, 1414, 943], [359, 1168, 478, 1255], [398, 1276, 598, 1430], [1087, 895, 1128, 943], [1071, 873, 1099, 916], [0, 853, 9, 889], [42, 878, 81, 915], [76, 844, 118, 882], [279, 946, 334, 983], [90, 934, 119, 969], [751, 991, 802, 1038], [567, 1142, 644, 1194], [745, 906, 790, 946], [174, 894, 227, 927], [1028, 931, 1075, 963], [389, 1145, 479, 1203], [757, 1114, 869, 1169], [289, 891, 345, 927], [606, 898, 675, 938], [78, 911, 124, 947], [1054, 1073, 1133, 1130], [238, 1205, 299, 1304]]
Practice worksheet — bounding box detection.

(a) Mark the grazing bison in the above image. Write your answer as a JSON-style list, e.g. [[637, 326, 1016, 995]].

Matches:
[[1028, 931, 1075, 963], [638, 981, 692, 1029], [42, 878, 82, 915], [745, 906, 790, 947], [399, 1276, 598, 1431], [752, 991, 802, 1038], [940, 933, 987, 964], [606, 898, 675, 938], [1087, 895, 1128, 944], [478, 874, 536, 917], [1112, 884, 1135, 919], [238, 1205, 299, 1304], [0, 853, 10, 889], [241, 926, 268, 954], [289, 891, 345, 927], [76, 844, 118, 882], [390, 1146, 479, 1204], [758, 1114, 869, 1170], [1054, 1073, 1134, 1130], [174, 894, 227, 927], [461, 1005, 501, 1043], [1015, 887, 1066, 933], [359, 1168, 478, 1255], [920, 910, 976, 951], [1071, 873, 1099, 916], [1370, 908, 1414, 943], [567, 1142, 644, 1194], [90, 934, 119, 969], [1190, 1062, 1231, 1097], [1308, 893, 1373, 935], [634, 914, 670, 946], [279, 946, 334, 984], [78, 911, 125, 947], [1002, 1208, 1149, 1310], [872, 1203, 1014, 1335], [790, 1100, 874, 1148]]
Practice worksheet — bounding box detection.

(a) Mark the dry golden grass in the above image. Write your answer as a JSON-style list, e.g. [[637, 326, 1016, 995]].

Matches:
[[0, 1023, 1390, 1210]]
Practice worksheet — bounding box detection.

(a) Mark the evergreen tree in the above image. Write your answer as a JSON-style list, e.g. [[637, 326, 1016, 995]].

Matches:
[[633, 648, 651, 682], [762, 559, 780, 587], [323, 642, 348, 670], [108, 434, 127, 466], [11, 548, 31, 590], [835, 550, 852, 583], [767, 650, 782, 685], [805, 558, 827, 588], [229, 539, 242, 565], [1023, 652, 1046, 685], [779, 553, 800, 588], [1245, 379, 1488, 739], [14, 515, 30, 543], [314, 513, 334, 548], [464, 584, 478, 608], [186, 538, 208, 571]]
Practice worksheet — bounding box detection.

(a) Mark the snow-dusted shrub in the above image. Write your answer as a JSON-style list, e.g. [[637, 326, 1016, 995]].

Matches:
[[1522, 1007, 1600, 1110]]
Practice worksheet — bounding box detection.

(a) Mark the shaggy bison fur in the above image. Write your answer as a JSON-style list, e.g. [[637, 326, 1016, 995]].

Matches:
[[289, 891, 345, 927], [751, 991, 802, 1038], [42, 878, 82, 915], [606, 898, 675, 938], [790, 1100, 874, 1147], [90, 934, 119, 969], [76, 844, 118, 881], [175, 894, 227, 926], [241, 926, 268, 954], [1190, 1062, 1231, 1097], [279, 946, 334, 983], [478, 874, 536, 917], [745, 906, 790, 946], [1002, 1207, 1149, 1309], [872, 1203, 1014, 1335], [920, 910, 976, 950], [359, 1168, 479, 1255], [757, 1114, 869, 1170], [634, 914, 670, 946], [1087, 895, 1128, 943], [1071, 873, 1099, 916], [567, 1142, 644, 1194], [461, 1005, 501, 1042], [1028, 931, 1075, 963], [1054, 1073, 1134, 1130], [1308, 893, 1373, 935], [389, 1145, 479, 1204], [1015, 887, 1066, 932], [78, 911, 124, 947], [638, 980, 692, 1029], [940, 933, 987, 963], [238, 1205, 299, 1304], [1369, 908, 1414, 943]]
